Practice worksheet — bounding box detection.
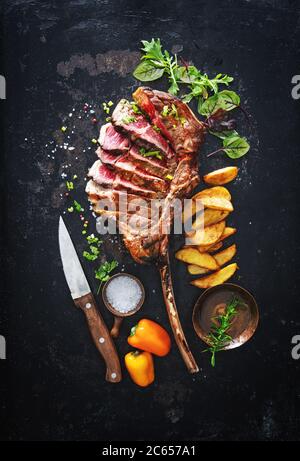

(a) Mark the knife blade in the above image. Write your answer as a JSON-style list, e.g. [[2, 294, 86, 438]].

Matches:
[[58, 216, 122, 383]]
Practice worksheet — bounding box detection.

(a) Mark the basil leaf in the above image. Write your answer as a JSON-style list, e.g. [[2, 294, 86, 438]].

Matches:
[[133, 61, 164, 82], [223, 135, 250, 159]]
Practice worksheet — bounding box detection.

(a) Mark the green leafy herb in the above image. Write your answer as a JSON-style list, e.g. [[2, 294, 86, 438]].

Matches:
[[122, 115, 136, 124], [204, 297, 241, 367], [223, 135, 250, 159], [133, 60, 164, 82], [139, 147, 163, 160], [199, 90, 240, 117], [153, 124, 161, 133], [66, 181, 74, 191], [133, 38, 250, 159], [73, 200, 84, 212], [95, 260, 118, 294], [133, 38, 179, 94]]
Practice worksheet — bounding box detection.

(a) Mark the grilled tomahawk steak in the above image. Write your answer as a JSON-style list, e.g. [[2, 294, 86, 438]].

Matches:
[[86, 87, 206, 373]]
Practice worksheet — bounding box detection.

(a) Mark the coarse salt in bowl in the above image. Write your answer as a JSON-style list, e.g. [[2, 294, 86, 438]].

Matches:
[[105, 275, 143, 314]]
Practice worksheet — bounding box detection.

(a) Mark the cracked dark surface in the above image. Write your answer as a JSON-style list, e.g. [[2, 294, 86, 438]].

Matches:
[[1, 0, 300, 441]]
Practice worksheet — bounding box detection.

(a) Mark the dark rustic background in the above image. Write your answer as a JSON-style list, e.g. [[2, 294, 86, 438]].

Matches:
[[1, 0, 300, 441]]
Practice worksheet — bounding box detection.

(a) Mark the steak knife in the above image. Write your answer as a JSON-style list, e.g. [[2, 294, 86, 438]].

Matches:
[[58, 216, 122, 383]]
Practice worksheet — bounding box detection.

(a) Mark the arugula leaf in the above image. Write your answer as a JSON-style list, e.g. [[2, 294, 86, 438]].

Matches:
[[141, 38, 164, 62], [223, 135, 250, 159]]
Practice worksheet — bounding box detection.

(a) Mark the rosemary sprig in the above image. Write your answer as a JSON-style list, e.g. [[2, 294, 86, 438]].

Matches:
[[204, 296, 241, 367]]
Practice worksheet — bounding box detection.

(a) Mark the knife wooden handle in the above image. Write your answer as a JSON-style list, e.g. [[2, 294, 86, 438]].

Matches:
[[74, 292, 122, 383]]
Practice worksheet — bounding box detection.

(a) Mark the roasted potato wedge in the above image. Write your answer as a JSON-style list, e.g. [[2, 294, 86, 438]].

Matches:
[[187, 265, 210, 275], [205, 241, 223, 253], [203, 167, 238, 186], [197, 227, 237, 252], [186, 220, 226, 246], [192, 209, 230, 230], [175, 248, 219, 270], [193, 186, 231, 201], [191, 263, 238, 288], [198, 196, 233, 212], [214, 244, 237, 267]]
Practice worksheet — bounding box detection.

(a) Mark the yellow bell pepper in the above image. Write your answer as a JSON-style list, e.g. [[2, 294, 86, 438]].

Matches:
[[125, 351, 155, 387]]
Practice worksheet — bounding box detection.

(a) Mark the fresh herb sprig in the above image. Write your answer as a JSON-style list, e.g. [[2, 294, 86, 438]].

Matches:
[[204, 297, 241, 367], [133, 38, 250, 159], [95, 260, 118, 294]]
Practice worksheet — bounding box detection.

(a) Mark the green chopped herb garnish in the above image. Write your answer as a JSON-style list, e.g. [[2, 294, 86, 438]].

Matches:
[[139, 147, 162, 160], [61, 126, 67, 132], [122, 115, 136, 124], [165, 174, 174, 180], [67, 206, 74, 213], [83, 250, 98, 261], [73, 200, 84, 212], [73, 174, 78, 180], [153, 125, 161, 133], [107, 101, 114, 107], [66, 181, 74, 191], [130, 102, 142, 114], [91, 138, 98, 144], [95, 260, 118, 294], [86, 234, 102, 246]]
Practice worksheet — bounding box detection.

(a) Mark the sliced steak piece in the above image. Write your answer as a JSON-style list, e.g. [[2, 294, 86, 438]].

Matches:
[[133, 87, 205, 156], [88, 160, 158, 198], [98, 123, 130, 153], [112, 99, 176, 161], [97, 147, 168, 193], [98, 122, 173, 178]]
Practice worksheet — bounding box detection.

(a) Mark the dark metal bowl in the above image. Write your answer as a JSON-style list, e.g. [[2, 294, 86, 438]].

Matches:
[[192, 283, 259, 350]]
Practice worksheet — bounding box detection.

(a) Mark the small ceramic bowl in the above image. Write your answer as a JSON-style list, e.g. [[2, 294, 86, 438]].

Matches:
[[192, 283, 259, 350], [102, 273, 145, 338]]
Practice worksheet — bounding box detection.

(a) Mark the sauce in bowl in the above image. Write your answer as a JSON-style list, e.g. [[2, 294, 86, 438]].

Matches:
[[193, 283, 259, 349]]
